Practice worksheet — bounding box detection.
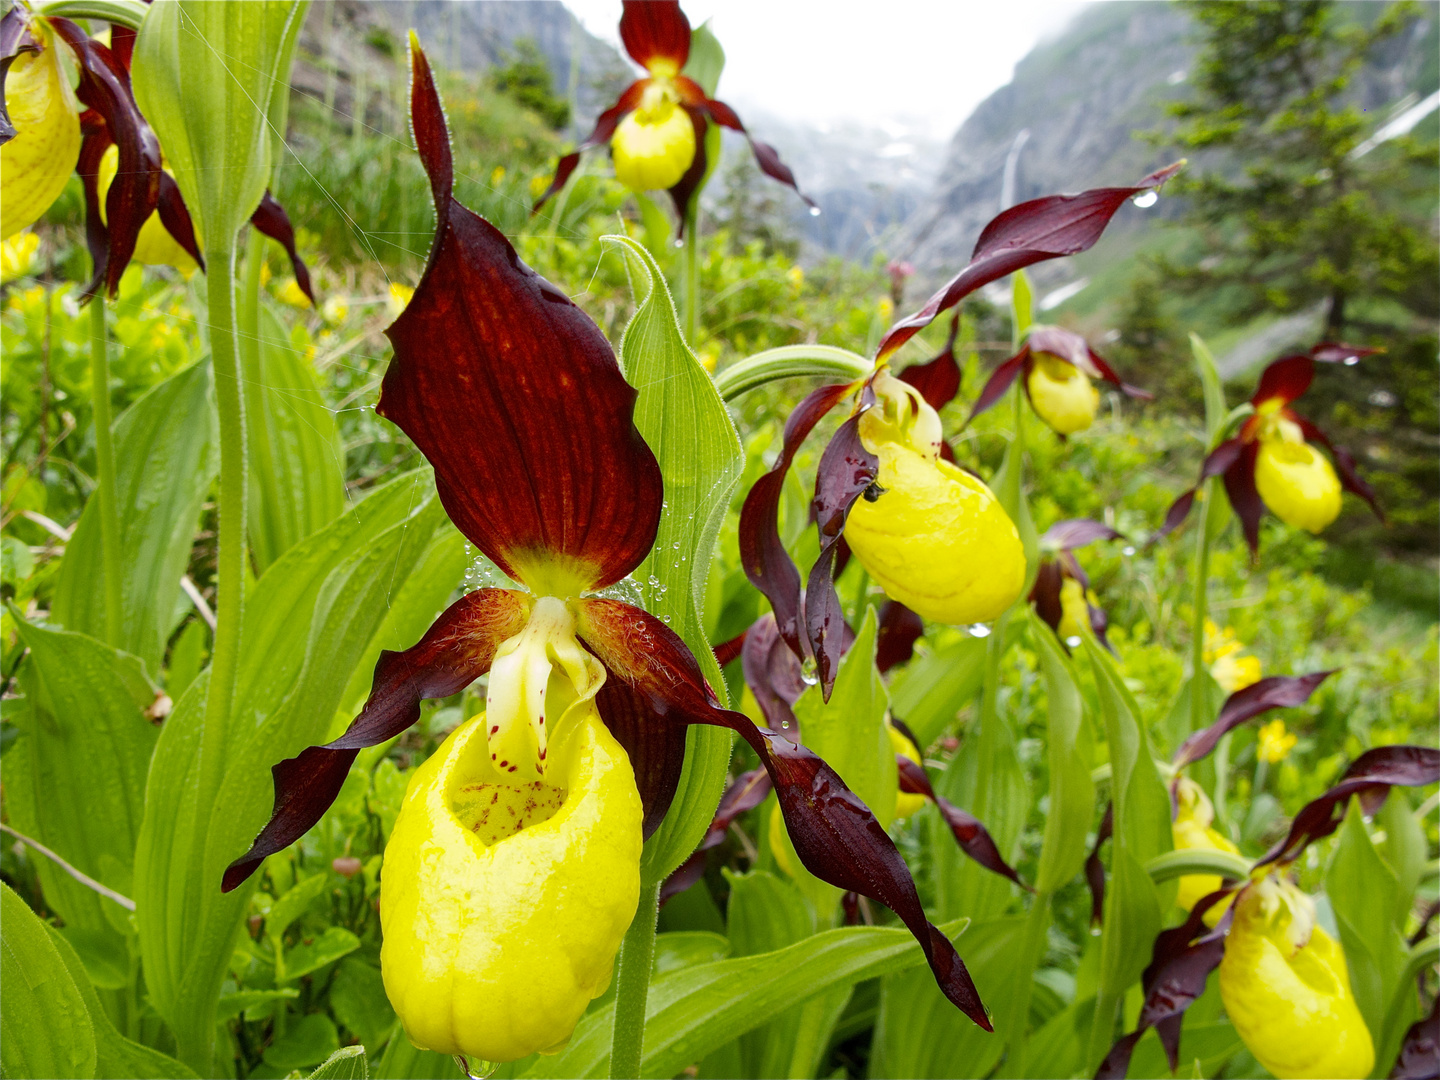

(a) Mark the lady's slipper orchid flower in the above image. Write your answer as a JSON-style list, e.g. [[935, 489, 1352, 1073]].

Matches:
[[739, 164, 1182, 696], [1096, 744, 1439, 1080], [225, 39, 992, 1061], [1029, 518, 1124, 651], [532, 1, 812, 221], [1156, 343, 1383, 556], [968, 324, 1152, 437]]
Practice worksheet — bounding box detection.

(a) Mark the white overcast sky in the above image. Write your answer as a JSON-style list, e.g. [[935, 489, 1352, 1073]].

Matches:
[[565, 0, 1089, 140]]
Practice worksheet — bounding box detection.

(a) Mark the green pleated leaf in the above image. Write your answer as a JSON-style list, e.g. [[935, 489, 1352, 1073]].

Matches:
[[308, 1046, 369, 1080], [525, 918, 969, 1079], [245, 303, 347, 573], [603, 234, 744, 883], [0, 883, 97, 1080], [52, 360, 217, 675], [1030, 610, 1096, 895]]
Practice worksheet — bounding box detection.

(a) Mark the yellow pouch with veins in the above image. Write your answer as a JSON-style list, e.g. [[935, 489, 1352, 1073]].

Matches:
[[1219, 876, 1374, 1080], [1254, 430, 1341, 534], [845, 372, 1024, 625], [1170, 778, 1239, 920], [1026, 353, 1100, 435], [611, 82, 695, 192], [2, 23, 81, 239]]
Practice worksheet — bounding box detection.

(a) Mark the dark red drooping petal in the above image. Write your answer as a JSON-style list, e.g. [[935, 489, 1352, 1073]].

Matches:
[[703, 94, 816, 210], [1292, 415, 1385, 522], [898, 311, 963, 411], [1223, 440, 1265, 559], [1151, 436, 1246, 545], [250, 191, 312, 304], [1252, 745, 1440, 872], [665, 108, 710, 225], [1391, 996, 1440, 1080], [1250, 354, 1313, 407], [661, 768, 772, 903], [532, 80, 646, 213], [0, 8, 39, 144], [1042, 518, 1125, 551], [738, 381, 856, 659], [1030, 560, 1065, 638], [223, 588, 532, 891], [1085, 801, 1114, 928], [387, 46, 662, 592], [1310, 341, 1382, 365], [966, 351, 1028, 426], [595, 670, 690, 840], [154, 171, 205, 271], [877, 163, 1183, 363], [619, 0, 690, 72], [577, 598, 991, 1030], [51, 18, 163, 300], [75, 122, 116, 293], [740, 614, 807, 734], [807, 409, 879, 697], [1095, 891, 1236, 1080], [896, 756, 1030, 891], [1083, 346, 1152, 401], [1172, 671, 1335, 771], [875, 601, 925, 674]]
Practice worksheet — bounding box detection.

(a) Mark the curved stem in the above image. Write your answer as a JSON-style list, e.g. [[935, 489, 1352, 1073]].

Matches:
[[610, 880, 660, 1080], [713, 345, 872, 402], [88, 298, 123, 647]]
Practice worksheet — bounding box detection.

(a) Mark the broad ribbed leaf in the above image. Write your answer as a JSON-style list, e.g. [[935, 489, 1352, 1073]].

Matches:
[[0, 883, 97, 1080], [887, 633, 987, 749], [1029, 609, 1096, 894]]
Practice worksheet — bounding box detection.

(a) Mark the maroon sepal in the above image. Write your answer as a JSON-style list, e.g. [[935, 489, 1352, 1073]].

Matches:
[[740, 614, 807, 734], [876, 163, 1183, 363], [966, 351, 1028, 426], [51, 18, 162, 300], [222, 589, 532, 891], [1293, 415, 1384, 522], [250, 191, 312, 304], [897, 755, 1030, 892], [1390, 996, 1439, 1080], [875, 601, 925, 674], [898, 310, 962, 411], [619, 0, 690, 70], [660, 767, 772, 904], [807, 404, 879, 698], [1222, 440, 1264, 559], [1254, 745, 1440, 871], [109, 22, 134, 69], [1172, 671, 1335, 771], [1027, 326, 1151, 400], [1030, 559, 1065, 638], [1095, 890, 1236, 1080], [532, 81, 645, 212], [577, 598, 992, 1030], [595, 670, 690, 839], [712, 628, 747, 668], [738, 381, 856, 658], [1310, 340, 1383, 365], [702, 95, 816, 211], [664, 108, 710, 226], [388, 44, 662, 592], [1085, 801, 1114, 928], [1151, 437, 1246, 545], [1042, 518, 1125, 550], [154, 172, 205, 271], [1250, 354, 1313, 407], [0, 8, 39, 144]]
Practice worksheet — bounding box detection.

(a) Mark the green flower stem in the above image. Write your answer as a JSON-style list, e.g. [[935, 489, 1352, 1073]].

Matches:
[[1189, 477, 1215, 733], [682, 201, 701, 345], [239, 227, 265, 374], [610, 879, 660, 1080], [713, 345, 871, 402], [88, 297, 123, 647]]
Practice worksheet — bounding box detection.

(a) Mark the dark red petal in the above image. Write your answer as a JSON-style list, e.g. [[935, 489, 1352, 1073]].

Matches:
[[660, 767, 772, 904], [0, 8, 40, 144], [75, 124, 115, 295], [250, 191, 312, 305], [595, 670, 690, 839], [1390, 996, 1439, 1080], [386, 46, 662, 591], [1042, 518, 1125, 551], [740, 614, 806, 734], [1223, 441, 1264, 560], [1255, 745, 1440, 871], [1151, 437, 1246, 545], [1085, 346, 1152, 400], [532, 80, 646, 213], [738, 382, 855, 658], [1310, 341, 1382, 364], [1085, 801, 1114, 928], [807, 411, 879, 697], [1173, 671, 1335, 770], [1088, 600, 1115, 655], [153, 171, 205, 271], [1250, 354, 1313, 407], [1030, 560, 1065, 637], [577, 598, 992, 1030], [704, 95, 816, 210], [222, 588, 531, 891], [1027, 326, 1150, 398], [876, 163, 1183, 362], [664, 108, 709, 224], [619, 0, 690, 71], [875, 601, 925, 674], [966, 351, 1028, 425], [109, 23, 134, 70], [1292, 415, 1385, 522], [51, 18, 162, 300], [896, 756, 1029, 891], [712, 628, 747, 668], [898, 311, 963, 411]]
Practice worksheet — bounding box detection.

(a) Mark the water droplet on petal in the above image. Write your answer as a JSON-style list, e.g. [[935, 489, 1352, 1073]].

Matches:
[[1343, 355, 1359, 366], [1132, 191, 1158, 208], [455, 1056, 500, 1080], [808, 205, 821, 217], [800, 657, 819, 685], [673, 238, 685, 248], [968, 623, 992, 638], [1066, 636, 1082, 648]]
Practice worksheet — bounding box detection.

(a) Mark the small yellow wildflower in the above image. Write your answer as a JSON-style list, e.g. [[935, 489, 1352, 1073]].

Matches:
[[276, 277, 311, 308], [1204, 620, 1262, 693], [388, 281, 415, 318], [321, 295, 349, 324], [530, 174, 551, 198], [1, 231, 40, 283], [1257, 718, 1297, 764], [491, 165, 507, 186], [877, 296, 894, 319], [786, 265, 804, 290]]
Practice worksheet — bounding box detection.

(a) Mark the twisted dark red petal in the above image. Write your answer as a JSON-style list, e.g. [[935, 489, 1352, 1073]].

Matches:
[[1292, 414, 1384, 522], [1253, 745, 1440, 871], [0, 8, 39, 144], [661, 768, 772, 903], [1030, 560, 1065, 639], [1172, 671, 1335, 771], [739, 381, 856, 659], [875, 601, 925, 674], [619, 0, 690, 71], [595, 668, 691, 840], [577, 598, 991, 1030], [1250, 354, 1313, 407], [250, 191, 312, 304], [1085, 801, 1114, 928], [1223, 440, 1264, 559], [966, 351, 1028, 426], [222, 588, 532, 891], [1310, 340, 1383, 364], [740, 614, 807, 734], [877, 163, 1183, 362], [531, 81, 646, 213], [704, 95, 816, 209], [898, 311, 962, 411], [388, 45, 662, 591], [1042, 518, 1125, 551], [1151, 436, 1246, 545], [897, 756, 1029, 891], [154, 172, 205, 270]]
